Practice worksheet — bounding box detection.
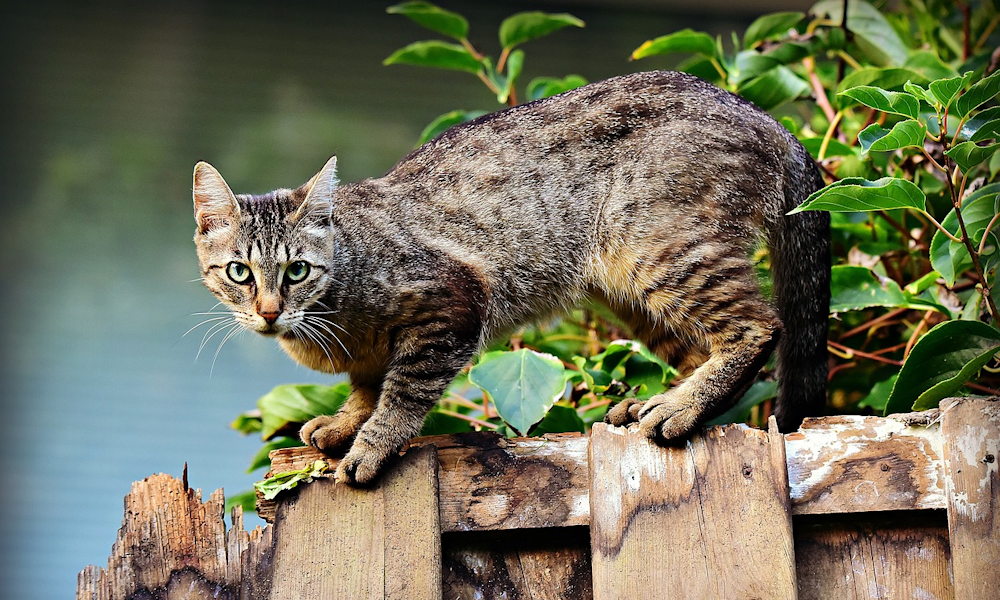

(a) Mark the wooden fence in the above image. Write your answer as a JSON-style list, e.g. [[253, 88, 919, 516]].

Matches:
[[78, 396, 999, 599]]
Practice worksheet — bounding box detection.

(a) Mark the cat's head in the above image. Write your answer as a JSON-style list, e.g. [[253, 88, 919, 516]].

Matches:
[[192, 157, 339, 337]]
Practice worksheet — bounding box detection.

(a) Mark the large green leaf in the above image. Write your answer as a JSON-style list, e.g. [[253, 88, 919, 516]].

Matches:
[[857, 374, 898, 412], [732, 50, 782, 85], [929, 183, 1000, 285], [257, 383, 350, 440], [830, 265, 907, 312], [944, 140, 1000, 173], [417, 109, 487, 145], [954, 70, 1000, 117], [813, 0, 908, 66], [927, 72, 973, 109], [800, 137, 855, 158], [857, 120, 926, 154], [838, 86, 920, 119], [525, 74, 587, 101], [383, 40, 484, 73], [837, 68, 927, 96], [884, 320, 1000, 414], [737, 65, 810, 110], [386, 2, 469, 40], [743, 11, 804, 48], [468, 349, 567, 435], [789, 176, 926, 214], [958, 106, 1000, 142], [529, 404, 586, 435], [631, 29, 720, 61], [498, 11, 583, 49], [904, 51, 959, 81]]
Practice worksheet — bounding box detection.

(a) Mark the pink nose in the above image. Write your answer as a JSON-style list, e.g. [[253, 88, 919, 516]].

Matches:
[[259, 311, 279, 324]]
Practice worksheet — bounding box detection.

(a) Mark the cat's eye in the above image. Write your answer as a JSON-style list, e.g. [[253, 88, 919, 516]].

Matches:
[[284, 261, 310, 284], [226, 262, 253, 284]]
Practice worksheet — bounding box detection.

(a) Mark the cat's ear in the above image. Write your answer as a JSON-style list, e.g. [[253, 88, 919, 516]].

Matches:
[[192, 161, 240, 235], [291, 155, 338, 225]]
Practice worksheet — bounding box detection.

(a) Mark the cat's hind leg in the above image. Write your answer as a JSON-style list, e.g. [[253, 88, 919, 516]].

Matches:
[[606, 255, 780, 442]]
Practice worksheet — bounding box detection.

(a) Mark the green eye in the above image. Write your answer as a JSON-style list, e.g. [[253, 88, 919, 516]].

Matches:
[[285, 260, 310, 283], [226, 261, 253, 284]]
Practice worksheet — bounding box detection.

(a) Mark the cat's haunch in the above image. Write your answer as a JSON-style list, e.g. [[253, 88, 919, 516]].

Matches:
[[193, 70, 829, 486]]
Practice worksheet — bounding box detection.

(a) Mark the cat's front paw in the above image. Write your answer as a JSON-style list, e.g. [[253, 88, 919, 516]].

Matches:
[[300, 415, 357, 456], [605, 398, 645, 426], [335, 438, 395, 487], [636, 394, 703, 443]]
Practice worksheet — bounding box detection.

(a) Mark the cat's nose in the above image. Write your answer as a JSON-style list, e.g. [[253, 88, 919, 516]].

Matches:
[[258, 310, 280, 324]]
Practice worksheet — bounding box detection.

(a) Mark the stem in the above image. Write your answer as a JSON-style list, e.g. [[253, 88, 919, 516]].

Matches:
[[460, 38, 483, 61], [819, 111, 844, 160], [708, 57, 729, 85], [959, 0, 971, 60], [436, 408, 499, 430], [839, 307, 910, 339], [828, 340, 904, 366], [978, 212, 1000, 254], [877, 211, 919, 245], [835, 50, 862, 71], [974, 15, 1000, 52], [476, 70, 500, 94], [577, 399, 612, 414], [496, 46, 510, 73], [921, 148, 948, 173], [918, 209, 963, 243], [966, 381, 1000, 395], [507, 86, 518, 107], [903, 310, 934, 358], [804, 56, 837, 123]]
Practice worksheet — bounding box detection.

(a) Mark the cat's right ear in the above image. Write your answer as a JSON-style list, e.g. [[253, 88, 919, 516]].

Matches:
[[192, 161, 240, 235]]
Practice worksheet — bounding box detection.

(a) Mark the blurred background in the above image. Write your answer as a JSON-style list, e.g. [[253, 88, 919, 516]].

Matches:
[[2, 0, 808, 597]]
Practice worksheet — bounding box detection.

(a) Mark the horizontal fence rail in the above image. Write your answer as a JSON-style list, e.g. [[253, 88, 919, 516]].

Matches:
[[78, 397, 999, 600]]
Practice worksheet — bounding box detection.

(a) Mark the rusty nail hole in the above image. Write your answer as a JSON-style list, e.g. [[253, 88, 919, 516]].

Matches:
[[984, 453, 995, 464], [880, 463, 890, 472], [742, 464, 753, 478]]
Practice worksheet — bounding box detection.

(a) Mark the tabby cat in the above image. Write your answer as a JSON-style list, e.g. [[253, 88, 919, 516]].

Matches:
[[193, 71, 829, 486]]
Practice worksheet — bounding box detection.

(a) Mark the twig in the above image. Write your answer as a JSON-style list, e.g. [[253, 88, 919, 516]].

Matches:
[[966, 381, 1000, 395], [828, 340, 904, 366], [436, 408, 499, 429], [904, 310, 934, 358], [819, 111, 844, 160], [804, 56, 837, 123], [978, 211, 1000, 254], [839, 307, 910, 340]]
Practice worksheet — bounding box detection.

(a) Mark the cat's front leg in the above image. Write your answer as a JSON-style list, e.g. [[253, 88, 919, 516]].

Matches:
[[300, 379, 378, 455], [336, 321, 480, 486]]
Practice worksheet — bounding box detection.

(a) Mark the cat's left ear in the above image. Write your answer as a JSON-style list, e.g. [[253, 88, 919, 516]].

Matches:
[[192, 161, 240, 235], [292, 155, 338, 226]]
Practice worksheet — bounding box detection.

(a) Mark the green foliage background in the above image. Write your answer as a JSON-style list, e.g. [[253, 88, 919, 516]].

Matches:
[[230, 0, 1000, 511]]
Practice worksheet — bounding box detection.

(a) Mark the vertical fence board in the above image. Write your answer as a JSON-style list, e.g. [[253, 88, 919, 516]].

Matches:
[[442, 528, 592, 600], [941, 397, 1000, 600], [795, 513, 953, 600], [268, 446, 441, 600], [589, 421, 796, 599]]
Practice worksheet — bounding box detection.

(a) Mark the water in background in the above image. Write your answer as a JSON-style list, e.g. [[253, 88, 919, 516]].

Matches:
[[0, 1, 751, 596]]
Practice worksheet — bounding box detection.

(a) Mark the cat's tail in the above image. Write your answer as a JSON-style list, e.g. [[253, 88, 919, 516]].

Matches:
[[770, 142, 830, 431]]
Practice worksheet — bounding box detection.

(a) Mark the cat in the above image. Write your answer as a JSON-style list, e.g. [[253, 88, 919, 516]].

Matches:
[[193, 70, 829, 486]]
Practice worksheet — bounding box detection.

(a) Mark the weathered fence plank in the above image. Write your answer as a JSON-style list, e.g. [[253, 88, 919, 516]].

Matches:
[[794, 513, 953, 600], [442, 528, 592, 600], [76, 473, 273, 600], [268, 445, 441, 600], [588, 421, 797, 599], [786, 415, 944, 515], [941, 396, 1000, 600]]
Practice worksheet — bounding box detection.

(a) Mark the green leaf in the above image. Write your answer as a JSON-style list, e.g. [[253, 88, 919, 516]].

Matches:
[[857, 374, 898, 412], [732, 50, 781, 85], [813, 0, 908, 66], [830, 265, 908, 312], [800, 137, 855, 158], [525, 75, 588, 101], [837, 68, 927, 96], [225, 489, 258, 515], [790, 176, 926, 215], [386, 1, 469, 40], [468, 349, 567, 435], [253, 460, 330, 501], [737, 65, 810, 110], [903, 81, 936, 105], [498, 11, 584, 50], [904, 51, 959, 81], [231, 411, 263, 435], [743, 11, 804, 48], [954, 70, 1000, 117], [930, 183, 1000, 286], [944, 140, 1000, 172], [257, 383, 350, 440], [417, 110, 487, 146], [838, 86, 920, 119], [384, 40, 484, 73], [631, 29, 720, 61], [957, 106, 1000, 142], [497, 49, 525, 103], [857, 120, 926, 154], [420, 408, 475, 435], [247, 437, 302, 473], [707, 380, 778, 425], [928, 72, 973, 109], [884, 320, 1000, 414], [529, 404, 586, 435]]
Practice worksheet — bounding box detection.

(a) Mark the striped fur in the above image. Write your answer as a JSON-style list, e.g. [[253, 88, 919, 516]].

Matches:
[[193, 71, 829, 486]]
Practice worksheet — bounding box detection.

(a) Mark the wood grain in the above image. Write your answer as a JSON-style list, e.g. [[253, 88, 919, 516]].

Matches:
[[941, 396, 1000, 600], [588, 421, 797, 599], [268, 445, 441, 600], [786, 415, 945, 515], [442, 528, 592, 600], [76, 473, 273, 600], [795, 512, 953, 600]]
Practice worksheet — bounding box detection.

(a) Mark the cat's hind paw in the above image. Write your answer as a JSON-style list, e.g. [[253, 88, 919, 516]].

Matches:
[[604, 398, 645, 426]]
